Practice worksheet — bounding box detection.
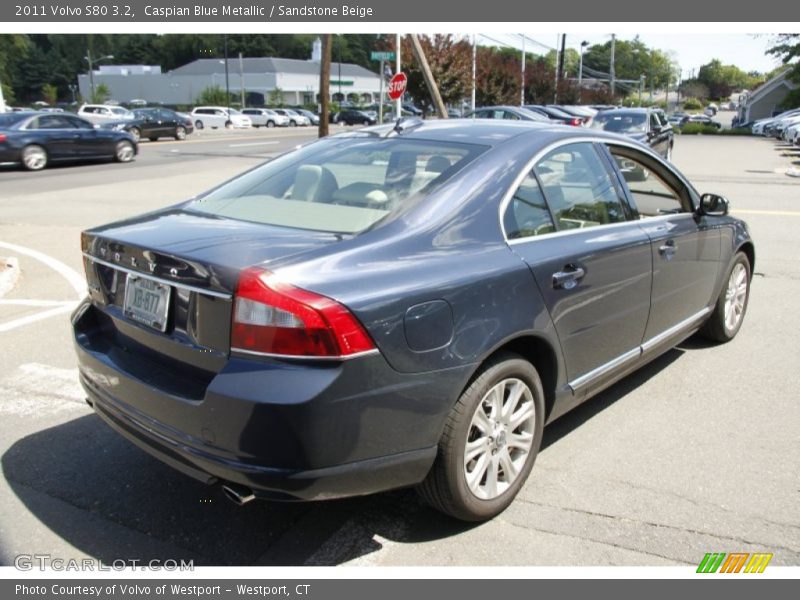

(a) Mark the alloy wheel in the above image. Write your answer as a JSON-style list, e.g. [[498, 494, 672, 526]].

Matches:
[[724, 262, 748, 332]]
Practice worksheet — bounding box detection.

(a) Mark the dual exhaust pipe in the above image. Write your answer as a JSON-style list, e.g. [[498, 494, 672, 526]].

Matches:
[[221, 482, 256, 506]]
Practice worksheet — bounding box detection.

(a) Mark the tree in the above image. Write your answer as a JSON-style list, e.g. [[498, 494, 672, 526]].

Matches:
[[41, 83, 58, 105], [267, 87, 285, 106], [475, 46, 520, 106], [583, 37, 678, 91], [767, 34, 800, 109], [678, 79, 710, 101], [195, 85, 227, 105], [399, 34, 471, 116], [696, 59, 763, 100]]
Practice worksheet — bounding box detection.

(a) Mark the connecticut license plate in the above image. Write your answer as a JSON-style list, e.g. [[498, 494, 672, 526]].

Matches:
[[122, 274, 171, 332]]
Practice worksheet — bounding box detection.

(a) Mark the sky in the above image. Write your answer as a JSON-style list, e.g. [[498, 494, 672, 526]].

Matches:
[[479, 33, 785, 80]]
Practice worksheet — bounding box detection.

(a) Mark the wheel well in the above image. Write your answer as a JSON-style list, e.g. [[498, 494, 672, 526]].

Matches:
[[481, 336, 559, 420], [739, 241, 755, 273]]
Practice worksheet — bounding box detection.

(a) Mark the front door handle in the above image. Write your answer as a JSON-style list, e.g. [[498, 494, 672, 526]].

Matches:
[[552, 265, 586, 290], [659, 239, 677, 260]]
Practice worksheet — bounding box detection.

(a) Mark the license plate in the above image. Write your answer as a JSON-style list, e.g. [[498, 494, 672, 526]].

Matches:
[[122, 274, 171, 332]]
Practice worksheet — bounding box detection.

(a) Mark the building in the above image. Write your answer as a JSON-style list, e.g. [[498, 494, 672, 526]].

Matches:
[[738, 69, 799, 123], [77, 38, 382, 107]]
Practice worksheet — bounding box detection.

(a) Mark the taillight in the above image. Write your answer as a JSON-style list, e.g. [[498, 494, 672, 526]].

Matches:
[[569, 118, 582, 126], [231, 267, 376, 358], [0, 134, 7, 142]]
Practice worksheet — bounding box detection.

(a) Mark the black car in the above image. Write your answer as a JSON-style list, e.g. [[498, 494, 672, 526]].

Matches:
[[524, 105, 583, 126], [684, 114, 723, 130], [103, 108, 193, 142], [337, 109, 377, 126], [464, 106, 551, 122], [590, 107, 674, 161], [73, 120, 753, 521], [0, 111, 137, 171]]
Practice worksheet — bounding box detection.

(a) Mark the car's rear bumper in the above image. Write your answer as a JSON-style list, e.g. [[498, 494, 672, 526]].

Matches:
[[73, 300, 467, 500]]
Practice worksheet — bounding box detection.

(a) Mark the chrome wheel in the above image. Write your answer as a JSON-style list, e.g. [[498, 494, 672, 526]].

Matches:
[[128, 127, 141, 142], [22, 145, 47, 170], [115, 141, 135, 163], [724, 262, 748, 332], [175, 126, 186, 140], [464, 378, 536, 500]]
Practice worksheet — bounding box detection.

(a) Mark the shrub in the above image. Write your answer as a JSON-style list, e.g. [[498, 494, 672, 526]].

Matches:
[[682, 98, 703, 110]]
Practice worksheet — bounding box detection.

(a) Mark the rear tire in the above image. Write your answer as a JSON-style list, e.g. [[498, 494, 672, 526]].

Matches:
[[128, 127, 141, 142], [21, 144, 48, 171], [267, 121, 275, 128], [701, 251, 751, 342], [289, 120, 297, 127], [417, 352, 545, 521]]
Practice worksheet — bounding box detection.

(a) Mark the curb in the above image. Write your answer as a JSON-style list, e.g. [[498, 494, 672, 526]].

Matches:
[[0, 256, 20, 298]]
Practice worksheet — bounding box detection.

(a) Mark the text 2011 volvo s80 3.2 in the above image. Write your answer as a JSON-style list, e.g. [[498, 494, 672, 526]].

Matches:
[[72, 119, 753, 521]]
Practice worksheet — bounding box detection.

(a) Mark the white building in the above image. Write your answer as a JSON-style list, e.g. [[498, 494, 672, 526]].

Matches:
[[77, 38, 382, 107]]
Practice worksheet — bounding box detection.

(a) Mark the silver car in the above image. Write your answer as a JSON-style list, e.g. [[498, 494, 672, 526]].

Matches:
[[241, 108, 290, 128]]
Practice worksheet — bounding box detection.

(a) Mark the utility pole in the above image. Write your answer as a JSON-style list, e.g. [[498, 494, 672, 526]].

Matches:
[[553, 33, 560, 104], [239, 52, 245, 108], [610, 34, 616, 97], [558, 34, 566, 82], [318, 34, 331, 138], [471, 34, 476, 112], [520, 34, 526, 107], [409, 34, 447, 119], [87, 48, 95, 102], [578, 41, 589, 103], [223, 34, 230, 112]]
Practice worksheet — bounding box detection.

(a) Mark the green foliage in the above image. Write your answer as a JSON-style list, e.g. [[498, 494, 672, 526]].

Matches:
[[696, 59, 764, 100], [400, 34, 471, 115], [583, 36, 679, 90], [768, 35, 800, 110], [267, 87, 285, 107], [682, 97, 703, 110], [41, 83, 58, 105], [195, 85, 228, 106], [677, 123, 752, 135], [91, 83, 111, 103]]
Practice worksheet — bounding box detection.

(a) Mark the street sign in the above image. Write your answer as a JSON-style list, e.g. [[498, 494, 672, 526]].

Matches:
[[371, 51, 396, 61], [388, 72, 407, 101]]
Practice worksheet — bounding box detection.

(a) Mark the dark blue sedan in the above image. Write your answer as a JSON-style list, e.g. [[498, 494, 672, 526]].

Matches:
[[0, 111, 137, 170], [73, 119, 753, 520]]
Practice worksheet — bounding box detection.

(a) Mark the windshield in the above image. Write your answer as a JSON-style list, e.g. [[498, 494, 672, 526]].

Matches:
[[187, 137, 486, 234], [591, 112, 647, 133]]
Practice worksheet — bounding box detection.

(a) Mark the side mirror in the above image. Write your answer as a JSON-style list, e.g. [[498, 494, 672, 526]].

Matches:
[[699, 193, 729, 217]]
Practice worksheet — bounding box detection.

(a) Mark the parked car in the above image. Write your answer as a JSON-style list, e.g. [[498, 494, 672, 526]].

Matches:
[[464, 106, 551, 122], [241, 108, 290, 128], [295, 109, 320, 126], [191, 107, 252, 130], [78, 104, 136, 125], [590, 107, 674, 161], [273, 109, 310, 127], [336, 109, 377, 126], [751, 108, 800, 136], [403, 103, 423, 116], [73, 119, 753, 521], [783, 122, 800, 146], [0, 111, 136, 170], [770, 114, 800, 139], [524, 105, 583, 126], [549, 105, 597, 126], [685, 114, 722, 129], [103, 107, 194, 142], [667, 112, 689, 126]]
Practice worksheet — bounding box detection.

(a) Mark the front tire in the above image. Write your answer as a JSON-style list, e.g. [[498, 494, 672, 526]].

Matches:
[[194, 120, 204, 130], [289, 120, 297, 127], [128, 127, 141, 142], [701, 251, 751, 342], [21, 144, 48, 171], [266, 121, 275, 128], [417, 353, 545, 521], [174, 126, 186, 140], [114, 140, 135, 163]]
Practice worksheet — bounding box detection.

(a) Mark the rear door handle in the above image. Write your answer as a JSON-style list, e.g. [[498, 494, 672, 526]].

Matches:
[[552, 266, 586, 290]]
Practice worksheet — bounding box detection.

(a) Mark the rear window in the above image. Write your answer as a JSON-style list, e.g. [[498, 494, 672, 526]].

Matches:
[[591, 112, 647, 133], [187, 136, 485, 234], [0, 113, 31, 127]]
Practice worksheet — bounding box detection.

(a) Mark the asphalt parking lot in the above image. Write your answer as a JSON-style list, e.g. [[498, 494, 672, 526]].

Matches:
[[0, 128, 798, 567]]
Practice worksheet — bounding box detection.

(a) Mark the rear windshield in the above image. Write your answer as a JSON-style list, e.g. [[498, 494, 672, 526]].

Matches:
[[0, 113, 32, 128], [591, 112, 647, 133], [187, 136, 485, 234]]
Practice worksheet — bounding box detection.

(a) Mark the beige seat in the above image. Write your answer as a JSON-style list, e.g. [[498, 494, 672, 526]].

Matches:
[[290, 165, 338, 203]]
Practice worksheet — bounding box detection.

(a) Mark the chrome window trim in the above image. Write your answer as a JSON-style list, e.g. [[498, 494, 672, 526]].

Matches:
[[83, 253, 232, 300], [499, 136, 695, 245]]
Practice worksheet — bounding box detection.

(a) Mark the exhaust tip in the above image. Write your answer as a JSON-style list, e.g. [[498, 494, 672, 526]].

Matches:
[[221, 483, 256, 506]]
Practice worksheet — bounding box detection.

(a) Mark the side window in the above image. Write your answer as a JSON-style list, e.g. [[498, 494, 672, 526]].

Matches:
[[503, 171, 555, 239], [609, 150, 686, 217], [65, 116, 93, 129], [38, 115, 69, 129], [649, 113, 660, 130], [503, 111, 520, 120], [534, 143, 628, 229]]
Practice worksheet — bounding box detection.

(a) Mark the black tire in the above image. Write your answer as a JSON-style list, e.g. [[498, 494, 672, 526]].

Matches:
[[289, 120, 297, 127], [174, 126, 186, 140], [701, 251, 751, 343], [21, 144, 48, 171], [194, 120, 204, 130], [266, 121, 275, 128], [148, 137, 158, 142], [114, 140, 135, 163], [417, 352, 545, 521], [225, 121, 233, 129], [128, 127, 141, 142]]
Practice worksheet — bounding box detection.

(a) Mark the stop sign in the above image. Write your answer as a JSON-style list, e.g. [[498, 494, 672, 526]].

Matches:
[[387, 72, 407, 100]]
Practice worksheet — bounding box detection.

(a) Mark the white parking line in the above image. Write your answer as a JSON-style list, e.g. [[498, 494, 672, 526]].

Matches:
[[0, 241, 85, 298], [228, 141, 281, 148], [0, 302, 79, 333], [0, 299, 77, 307]]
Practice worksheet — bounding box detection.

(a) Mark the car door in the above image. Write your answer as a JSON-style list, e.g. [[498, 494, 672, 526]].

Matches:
[[62, 115, 106, 156], [603, 143, 722, 344], [26, 115, 78, 159], [504, 141, 652, 394]]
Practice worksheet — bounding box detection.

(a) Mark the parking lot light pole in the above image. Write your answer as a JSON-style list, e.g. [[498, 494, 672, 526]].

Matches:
[[84, 51, 114, 102], [578, 41, 589, 102]]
